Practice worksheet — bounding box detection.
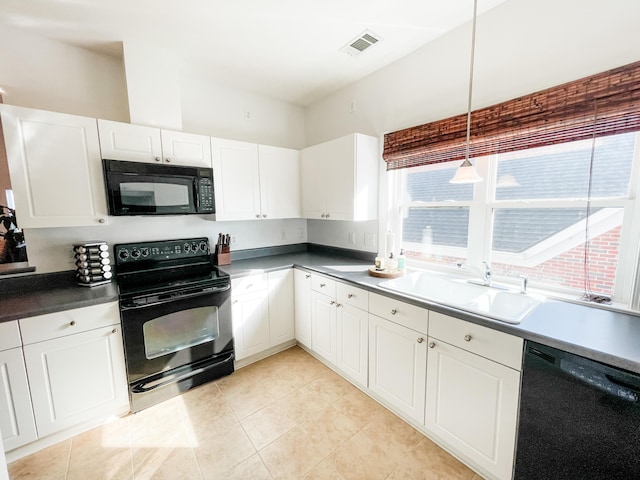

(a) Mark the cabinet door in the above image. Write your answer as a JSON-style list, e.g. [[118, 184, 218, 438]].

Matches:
[[368, 314, 427, 424], [232, 290, 270, 360], [23, 325, 128, 438], [294, 269, 312, 348], [311, 291, 337, 365], [426, 339, 520, 480], [160, 130, 212, 167], [211, 137, 261, 220], [1, 105, 108, 227], [258, 145, 300, 219], [324, 134, 355, 221], [336, 304, 368, 388], [268, 269, 295, 346], [0, 348, 37, 452], [97, 119, 162, 163], [300, 141, 328, 219]]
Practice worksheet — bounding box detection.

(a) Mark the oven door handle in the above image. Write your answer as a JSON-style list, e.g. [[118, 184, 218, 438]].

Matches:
[[121, 284, 230, 310], [130, 352, 235, 394]]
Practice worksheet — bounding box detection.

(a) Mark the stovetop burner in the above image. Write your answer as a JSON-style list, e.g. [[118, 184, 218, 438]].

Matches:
[[114, 237, 230, 298]]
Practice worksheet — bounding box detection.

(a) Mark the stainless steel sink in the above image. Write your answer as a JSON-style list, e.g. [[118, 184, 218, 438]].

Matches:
[[378, 271, 543, 324]]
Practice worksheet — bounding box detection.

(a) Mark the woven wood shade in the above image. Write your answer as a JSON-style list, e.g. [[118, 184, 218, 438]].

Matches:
[[383, 60, 640, 171]]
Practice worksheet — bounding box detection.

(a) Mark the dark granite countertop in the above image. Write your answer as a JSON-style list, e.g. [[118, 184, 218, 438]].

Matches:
[[0, 271, 119, 322], [3, 244, 640, 374]]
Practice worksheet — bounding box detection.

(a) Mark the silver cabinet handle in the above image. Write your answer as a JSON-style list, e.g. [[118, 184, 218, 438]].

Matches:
[[391, 309, 398, 315], [464, 334, 472, 342], [69, 321, 76, 326], [336, 303, 342, 308], [305, 274, 311, 279], [256, 214, 261, 218], [321, 214, 326, 218], [417, 337, 424, 343], [429, 341, 436, 348], [232, 300, 238, 304], [262, 214, 267, 218], [165, 157, 171, 163], [347, 293, 354, 299], [154, 156, 161, 162], [330, 300, 336, 305], [98, 218, 106, 224], [326, 213, 330, 218], [111, 328, 117, 334], [320, 283, 326, 287]]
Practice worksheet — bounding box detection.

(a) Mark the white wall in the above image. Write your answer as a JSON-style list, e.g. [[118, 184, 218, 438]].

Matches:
[[180, 64, 306, 149], [25, 216, 307, 273], [303, 0, 640, 251], [0, 26, 129, 122]]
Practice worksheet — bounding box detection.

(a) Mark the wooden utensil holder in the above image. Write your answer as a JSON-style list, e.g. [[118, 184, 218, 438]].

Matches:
[[214, 252, 231, 265]]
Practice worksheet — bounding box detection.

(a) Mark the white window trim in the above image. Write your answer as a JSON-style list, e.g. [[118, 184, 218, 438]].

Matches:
[[388, 133, 640, 309]]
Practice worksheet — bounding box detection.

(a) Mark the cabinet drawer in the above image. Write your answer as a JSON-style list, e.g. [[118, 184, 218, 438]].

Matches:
[[337, 282, 368, 311], [429, 311, 523, 370], [0, 321, 21, 350], [19, 302, 120, 345], [369, 293, 428, 334], [311, 274, 336, 297], [232, 274, 268, 296]]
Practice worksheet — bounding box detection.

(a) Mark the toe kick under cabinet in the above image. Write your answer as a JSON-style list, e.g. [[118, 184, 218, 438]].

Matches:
[[1, 302, 129, 454]]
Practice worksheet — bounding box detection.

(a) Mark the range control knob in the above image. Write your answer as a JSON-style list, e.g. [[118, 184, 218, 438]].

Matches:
[[131, 248, 141, 259], [184, 243, 191, 252], [191, 242, 198, 252], [118, 249, 130, 261], [199, 241, 208, 252], [140, 248, 149, 257]]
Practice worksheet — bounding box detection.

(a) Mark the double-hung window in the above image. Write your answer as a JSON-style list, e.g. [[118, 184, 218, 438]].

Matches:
[[384, 60, 640, 308]]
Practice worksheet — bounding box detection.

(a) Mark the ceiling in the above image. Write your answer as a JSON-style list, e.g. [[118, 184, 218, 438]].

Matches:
[[0, 0, 508, 106]]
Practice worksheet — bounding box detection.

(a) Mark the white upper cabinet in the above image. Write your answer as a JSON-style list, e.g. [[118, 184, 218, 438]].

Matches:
[[212, 138, 300, 221], [97, 119, 212, 167], [211, 137, 261, 221], [0, 105, 109, 228], [258, 145, 300, 219], [300, 133, 379, 221]]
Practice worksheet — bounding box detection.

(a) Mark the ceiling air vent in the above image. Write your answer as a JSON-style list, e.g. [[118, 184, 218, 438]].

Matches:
[[340, 30, 382, 56]]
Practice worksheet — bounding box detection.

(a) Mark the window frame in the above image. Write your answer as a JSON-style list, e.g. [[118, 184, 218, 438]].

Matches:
[[389, 132, 640, 308]]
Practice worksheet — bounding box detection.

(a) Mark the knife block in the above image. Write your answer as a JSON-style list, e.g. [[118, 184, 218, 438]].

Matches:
[[214, 252, 231, 265]]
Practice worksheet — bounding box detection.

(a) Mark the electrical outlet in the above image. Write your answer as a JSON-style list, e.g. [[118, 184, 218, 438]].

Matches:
[[231, 235, 237, 245], [364, 232, 376, 247]]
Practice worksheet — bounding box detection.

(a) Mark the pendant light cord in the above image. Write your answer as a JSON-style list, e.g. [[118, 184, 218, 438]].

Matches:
[[464, 0, 479, 162]]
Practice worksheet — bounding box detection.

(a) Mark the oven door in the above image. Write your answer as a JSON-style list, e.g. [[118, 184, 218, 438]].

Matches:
[[120, 285, 233, 386]]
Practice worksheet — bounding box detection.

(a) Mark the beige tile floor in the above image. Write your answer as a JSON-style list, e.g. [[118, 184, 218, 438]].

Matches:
[[8, 346, 483, 480]]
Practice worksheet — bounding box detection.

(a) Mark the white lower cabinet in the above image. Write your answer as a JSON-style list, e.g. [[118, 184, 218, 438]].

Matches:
[[232, 269, 295, 361], [232, 275, 271, 360], [368, 314, 427, 424], [293, 270, 312, 348], [425, 312, 523, 480], [311, 289, 338, 365], [23, 325, 128, 438], [268, 269, 295, 346], [0, 348, 37, 451], [336, 283, 368, 388]]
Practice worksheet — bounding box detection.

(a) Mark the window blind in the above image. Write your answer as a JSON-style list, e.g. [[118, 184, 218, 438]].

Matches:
[[383, 60, 640, 171]]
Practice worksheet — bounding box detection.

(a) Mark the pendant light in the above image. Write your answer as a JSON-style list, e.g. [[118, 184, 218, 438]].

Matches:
[[450, 0, 482, 184]]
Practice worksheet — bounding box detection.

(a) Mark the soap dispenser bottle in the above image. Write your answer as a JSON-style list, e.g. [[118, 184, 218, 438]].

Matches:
[[398, 249, 406, 271], [387, 252, 398, 272]]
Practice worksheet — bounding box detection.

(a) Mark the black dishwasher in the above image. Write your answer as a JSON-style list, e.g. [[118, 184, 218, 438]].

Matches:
[[515, 341, 640, 479]]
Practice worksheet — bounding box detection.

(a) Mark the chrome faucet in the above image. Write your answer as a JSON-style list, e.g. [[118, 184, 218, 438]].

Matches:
[[456, 261, 492, 287], [519, 274, 528, 294]]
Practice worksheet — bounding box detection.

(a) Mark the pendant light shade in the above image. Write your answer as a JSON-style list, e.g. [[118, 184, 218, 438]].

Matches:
[[450, 159, 483, 183], [449, 0, 482, 184]]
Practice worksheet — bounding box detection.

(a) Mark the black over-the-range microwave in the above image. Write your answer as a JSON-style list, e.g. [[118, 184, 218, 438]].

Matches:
[[102, 159, 215, 216]]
